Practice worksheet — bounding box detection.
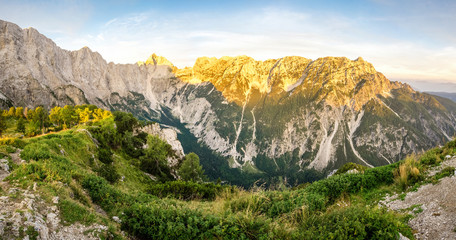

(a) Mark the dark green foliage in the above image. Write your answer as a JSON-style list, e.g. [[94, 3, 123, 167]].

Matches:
[[305, 163, 397, 202], [0, 115, 7, 136], [113, 111, 138, 134], [97, 147, 113, 164], [139, 135, 174, 180], [25, 226, 39, 240], [82, 175, 125, 212], [6, 145, 16, 153], [419, 149, 440, 166], [121, 203, 272, 240], [433, 166, 455, 181], [97, 164, 120, 183], [228, 190, 326, 218], [295, 206, 412, 239], [88, 123, 122, 148], [16, 117, 26, 134], [33, 106, 48, 132], [121, 131, 146, 158], [178, 153, 205, 182], [147, 181, 224, 201]]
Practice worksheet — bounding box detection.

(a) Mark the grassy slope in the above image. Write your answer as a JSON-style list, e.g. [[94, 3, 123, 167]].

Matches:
[[1, 116, 456, 239]]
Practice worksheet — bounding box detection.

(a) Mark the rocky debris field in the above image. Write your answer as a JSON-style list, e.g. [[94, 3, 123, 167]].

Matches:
[[0, 151, 109, 240], [380, 157, 456, 240]]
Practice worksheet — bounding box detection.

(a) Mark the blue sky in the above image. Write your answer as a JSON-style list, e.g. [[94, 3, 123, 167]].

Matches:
[[1, 0, 456, 90]]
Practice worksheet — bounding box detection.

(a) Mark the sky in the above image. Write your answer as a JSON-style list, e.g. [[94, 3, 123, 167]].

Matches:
[[1, 0, 456, 91]]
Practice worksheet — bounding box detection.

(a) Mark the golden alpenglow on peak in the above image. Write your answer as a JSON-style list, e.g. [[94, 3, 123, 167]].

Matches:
[[174, 55, 396, 109], [174, 55, 312, 104], [138, 53, 175, 69]]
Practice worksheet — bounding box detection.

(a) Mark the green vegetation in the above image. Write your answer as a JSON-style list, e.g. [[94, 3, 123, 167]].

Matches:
[[2, 104, 456, 239], [178, 152, 205, 182], [334, 162, 368, 175]]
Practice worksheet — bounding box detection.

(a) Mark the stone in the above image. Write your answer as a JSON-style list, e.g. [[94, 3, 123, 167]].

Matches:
[[112, 216, 121, 223]]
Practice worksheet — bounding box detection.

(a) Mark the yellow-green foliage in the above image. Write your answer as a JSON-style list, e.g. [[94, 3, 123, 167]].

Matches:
[[394, 155, 422, 190]]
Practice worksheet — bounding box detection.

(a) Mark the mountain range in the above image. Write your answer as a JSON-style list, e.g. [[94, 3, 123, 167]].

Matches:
[[2, 19, 456, 186]]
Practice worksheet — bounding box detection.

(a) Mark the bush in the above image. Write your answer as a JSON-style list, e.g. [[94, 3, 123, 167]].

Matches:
[[433, 166, 455, 181], [148, 181, 224, 201], [59, 199, 96, 225], [420, 151, 438, 166], [97, 164, 120, 183], [121, 202, 272, 240], [394, 155, 423, 190], [305, 163, 397, 202], [296, 206, 412, 239], [82, 175, 125, 213], [20, 142, 52, 161], [97, 147, 113, 164]]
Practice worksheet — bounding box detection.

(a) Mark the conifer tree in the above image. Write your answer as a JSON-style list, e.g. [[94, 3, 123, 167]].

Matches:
[[0, 115, 7, 137], [178, 152, 205, 182], [16, 117, 26, 134]]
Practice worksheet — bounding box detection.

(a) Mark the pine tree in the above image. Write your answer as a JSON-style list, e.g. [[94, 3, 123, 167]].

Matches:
[[33, 106, 48, 133], [0, 115, 7, 137], [178, 152, 205, 182], [16, 117, 26, 134]]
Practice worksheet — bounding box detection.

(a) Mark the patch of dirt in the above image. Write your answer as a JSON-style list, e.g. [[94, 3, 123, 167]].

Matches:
[[380, 158, 456, 240]]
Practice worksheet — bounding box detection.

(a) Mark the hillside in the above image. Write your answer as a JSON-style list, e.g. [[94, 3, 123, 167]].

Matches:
[[1, 107, 456, 239], [2, 19, 456, 187]]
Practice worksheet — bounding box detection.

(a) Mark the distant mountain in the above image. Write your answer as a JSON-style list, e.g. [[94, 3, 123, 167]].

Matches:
[[2, 19, 456, 186], [426, 92, 456, 103]]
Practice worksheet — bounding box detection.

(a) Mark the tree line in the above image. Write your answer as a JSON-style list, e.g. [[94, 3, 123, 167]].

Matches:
[[0, 105, 112, 137]]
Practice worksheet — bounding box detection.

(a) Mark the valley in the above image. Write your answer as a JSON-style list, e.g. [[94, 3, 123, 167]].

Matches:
[[2, 19, 456, 186]]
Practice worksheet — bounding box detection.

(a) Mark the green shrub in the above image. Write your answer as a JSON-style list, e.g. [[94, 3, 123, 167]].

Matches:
[[305, 163, 397, 202], [433, 166, 455, 181], [228, 190, 311, 218], [121, 203, 272, 240], [20, 142, 52, 161], [296, 206, 412, 239], [59, 199, 96, 225], [420, 151, 437, 165], [6, 145, 16, 153], [147, 181, 223, 201], [97, 147, 113, 164], [97, 164, 120, 183], [82, 175, 125, 213]]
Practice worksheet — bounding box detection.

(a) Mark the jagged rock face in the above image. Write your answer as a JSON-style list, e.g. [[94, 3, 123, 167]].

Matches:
[[2, 19, 456, 185], [139, 123, 185, 164]]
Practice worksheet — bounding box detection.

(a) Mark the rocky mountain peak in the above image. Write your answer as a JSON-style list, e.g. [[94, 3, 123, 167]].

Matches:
[[138, 53, 175, 69]]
